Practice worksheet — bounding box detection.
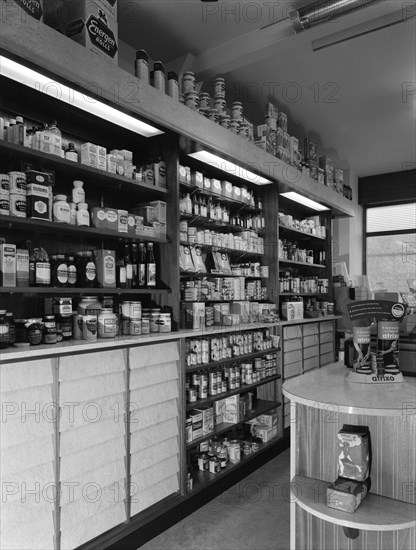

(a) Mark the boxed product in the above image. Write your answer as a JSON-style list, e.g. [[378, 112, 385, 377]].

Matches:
[[251, 424, 278, 443], [213, 251, 231, 273], [304, 138, 318, 164], [281, 301, 304, 321], [223, 395, 240, 424], [191, 171, 203, 188], [182, 302, 205, 329], [25, 170, 49, 185], [119, 149, 133, 178], [327, 477, 370, 513], [337, 425, 371, 482], [249, 301, 259, 323], [230, 301, 250, 324], [203, 177, 211, 192], [94, 249, 116, 288], [109, 149, 124, 175], [179, 245, 195, 272], [188, 410, 203, 441], [141, 201, 166, 223], [16, 248, 29, 287], [26, 183, 50, 220], [80, 143, 99, 168], [105, 207, 118, 230], [106, 153, 117, 174], [179, 165, 191, 185], [44, 0, 118, 64], [117, 209, 128, 233], [222, 181, 233, 198], [185, 416, 193, 443], [255, 412, 279, 428], [0, 243, 16, 287], [214, 399, 226, 425], [195, 406, 214, 435], [2, 0, 44, 21]]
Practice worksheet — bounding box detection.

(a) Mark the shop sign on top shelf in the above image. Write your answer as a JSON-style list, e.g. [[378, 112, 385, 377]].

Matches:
[[2, 0, 43, 21], [345, 300, 406, 385]]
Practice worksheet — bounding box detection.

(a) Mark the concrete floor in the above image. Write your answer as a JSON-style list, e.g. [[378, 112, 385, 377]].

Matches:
[[138, 448, 291, 550]]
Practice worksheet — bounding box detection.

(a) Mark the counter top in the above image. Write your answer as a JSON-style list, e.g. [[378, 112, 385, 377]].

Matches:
[[283, 362, 416, 416]]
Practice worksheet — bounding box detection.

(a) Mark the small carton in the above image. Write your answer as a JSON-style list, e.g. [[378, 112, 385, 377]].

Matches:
[[252, 424, 278, 443], [16, 248, 29, 287], [223, 395, 240, 424], [195, 406, 214, 435], [106, 153, 117, 174], [110, 149, 124, 176], [230, 301, 250, 324], [80, 142, 98, 168], [117, 209, 128, 233], [214, 399, 226, 425], [255, 412, 278, 428], [0, 243, 16, 287], [191, 171, 203, 188], [97, 145, 107, 171], [304, 138, 318, 165], [211, 178, 222, 195], [232, 185, 242, 202], [327, 478, 370, 513], [178, 165, 191, 185], [94, 249, 116, 288], [105, 207, 118, 231], [222, 180, 233, 198], [189, 410, 203, 441], [26, 183, 50, 220], [182, 302, 205, 329], [203, 177, 212, 192], [91, 206, 107, 229], [141, 201, 166, 223], [281, 301, 304, 321], [25, 170, 48, 185]]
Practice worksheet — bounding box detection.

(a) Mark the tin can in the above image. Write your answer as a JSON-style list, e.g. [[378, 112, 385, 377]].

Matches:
[[10, 194, 27, 217], [83, 315, 98, 341], [158, 313, 171, 333], [187, 387, 197, 403], [150, 313, 159, 333], [141, 318, 150, 334], [0, 174, 10, 193], [129, 301, 142, 319], [229, 440, 241, 463], [0, 196, 10, 215], [129, 318, 141, 336], [8, 171, 26, 195], [209, 456, 221, 474], [121, 301, 131, 318], [198, 453, 209, 471], [122, 317, 131, 335], [73, 313, 83, 340]]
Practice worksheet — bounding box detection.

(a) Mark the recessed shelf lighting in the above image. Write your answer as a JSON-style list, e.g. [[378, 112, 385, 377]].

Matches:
[[0, 56, 164, 138], [188, 150, 272, 185], [280, 192, 329, 211]]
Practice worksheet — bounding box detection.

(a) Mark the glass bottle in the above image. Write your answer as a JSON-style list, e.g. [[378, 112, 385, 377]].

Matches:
[[130, 242, 139, 288], [146, 243, 156, 287], [116, 253, 127, 289], [124, 243, 133, 289], [67, 255, 77, 287], [65, 143, 79, 162], [138, 242, 147, 288]]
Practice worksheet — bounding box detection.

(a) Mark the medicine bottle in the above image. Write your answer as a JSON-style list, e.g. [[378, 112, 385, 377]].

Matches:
[[72, 180, 85, 204], [65, 143, 78, 162], [77, 202, 90, 227], [53, 195, 70, 223]]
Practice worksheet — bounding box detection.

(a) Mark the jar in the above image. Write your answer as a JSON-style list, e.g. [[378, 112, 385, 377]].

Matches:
[[197, 453, 209, 471], [56, 315, 72, 340], [158, 313, 171, 333], [0, 195, 9, 215], [82, 315, 98, 341], [42, 315, 57, 344], [199, 92, 211, 110], [218, 446, 227, 468], [65, 143, 78, 162], [150, 312, 160, 333], [98, 308, 117, 338], [141, 318, 150, 334], [73, 313, 83, 339], [51, 254, 68, 287], [214, 77, 225, 98], [15, 318, 43, 345], [185, 91, 199, 110], [66, 256, 77, 287], [135, 49, 149, 83], [182, 71, 196, 93], [77, 202, 90, 226], [167, 71, 179, 100], [0, 173, 10, 193], [10, 194, 26, 217], [6, 312, 15, 345], [231, 101, 243, 120], [129, 318, 141, 336], [229, 440, 241, 463], [77, 296, 100, 317], [129, 301, 142, 319], [209, 456, 221, 474], [69, 203, 77, 225], [0, 310, 10, 348], [53, 195, 70, 223]]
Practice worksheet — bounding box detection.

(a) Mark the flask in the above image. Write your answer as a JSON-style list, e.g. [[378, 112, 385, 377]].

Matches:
[[124, 243, 133, 289], [138, 242, 147, 288], [130, 242, 139, 288], [146, 242, 156, 287], [116, 253, 126, 289], [48, 120, 62, 156], [65, 143, 78, 162]]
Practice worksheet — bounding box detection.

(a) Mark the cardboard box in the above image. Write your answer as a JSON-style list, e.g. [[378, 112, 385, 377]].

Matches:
[[0, 243, 16, 287], [16, 248, 29, 287], [327, 478, 370, 513], [94, 249, 116, 288], [223, 395, 240, 424], [182, 302, 205, 329], [230, 301, 250, 324], [2, 0, 43, 21], [26, 183, 50, 220], [214, 399, 226, 425], [281, 301, 304, 321], [44, 0, 118, 64], [255, 412, 278, 428], [80, 142, 99, 168], [191, 171, 203, 188], [252, 424, 278, 443], [139, 201, 166, 223], [189, 410, 203, 441], [195, 406, 214, 435]]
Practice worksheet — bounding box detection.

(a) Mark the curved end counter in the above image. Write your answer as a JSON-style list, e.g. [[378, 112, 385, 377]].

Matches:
[[283, 363, 416, 550]]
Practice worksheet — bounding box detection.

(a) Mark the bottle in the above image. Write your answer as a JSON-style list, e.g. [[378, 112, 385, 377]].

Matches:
[[116, 254, 126, 289], [65, 143, 79, 162], [154, 155, 167, 188], [52, 254, 68, 287], [124, 243, 133, 289], [66, 255, 77, 287], [138, 242, 147, 288], [77, 251, 97, 288], [72, 180, 85, 204], [69, 203, 77, 225], [48, 120, 62, 156], [14, 116, 25, 146], [135, 49, 149, 83], [146, 243, 156, 287], [7, 119, 16, 142], [33, 247, 51, 287], [77, 202, 90, 226], [130, 242, 139, 288], [152, 61, 166, 92], [53, 195, 70, 223]]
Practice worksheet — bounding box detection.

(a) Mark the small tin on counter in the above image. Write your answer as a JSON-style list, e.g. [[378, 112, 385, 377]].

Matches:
[[129, 318, 141, 336], [82, 315, 98, 341], [141, 318, 150, 334], [197, 452, 209, 471]]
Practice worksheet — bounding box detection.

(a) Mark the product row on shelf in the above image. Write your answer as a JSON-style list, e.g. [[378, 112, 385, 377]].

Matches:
[[0, 240, 159, 290], [0, 295, 172, 350], [279, 274, 329, 295], [0, 167, 167, 238], [278, 238, 326, 266], [186, 352, 279, 402], [180, 227, 264, 256], [278, 212, 327, 238], [181, 278, 267, 303], [0, 113, 167, 186]]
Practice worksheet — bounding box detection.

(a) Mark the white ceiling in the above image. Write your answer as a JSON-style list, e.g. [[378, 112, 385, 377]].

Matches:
[[118, 0, 416, 178]]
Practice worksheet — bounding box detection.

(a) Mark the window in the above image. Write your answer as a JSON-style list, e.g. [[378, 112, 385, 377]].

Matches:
[[365, 203, 416, 295]]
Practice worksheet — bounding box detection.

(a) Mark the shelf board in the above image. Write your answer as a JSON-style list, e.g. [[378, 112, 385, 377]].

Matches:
[[186, 374, 281, 411], [189, 436, 283, 494], [279, 292, 329, 297], [186, 347, 281, 374], [279, 259, 326, 269], [180, 271, 267, 279], [180, 241, 263, 259], [0, 141, 168, 198], [186, 399, 281, 448], [279, 224, 326, 241], [0, 287, 171, 295], [292, 475, 416, 531], [180, 213, 260, 234], [0, 215, 169, 244]]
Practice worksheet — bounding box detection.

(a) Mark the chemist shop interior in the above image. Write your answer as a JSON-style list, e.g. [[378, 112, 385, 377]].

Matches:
[[0, 1, 415, 550]]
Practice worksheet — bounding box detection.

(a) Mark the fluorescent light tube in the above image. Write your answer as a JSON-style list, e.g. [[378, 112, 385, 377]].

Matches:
[[0, 56, 163, 138], [188, 150, 272, 185], [280, 192, 329, 211]]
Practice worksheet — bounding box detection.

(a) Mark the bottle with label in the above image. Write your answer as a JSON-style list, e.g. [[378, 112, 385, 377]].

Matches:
[[154, 155, 167, 188], [51, 254, 68, 287], [146, 242, 156, 287], [53, 195, 70, 224], [66, 255, 77, 287], [77, 202, 90, 227], [65, 143, 79, 162], [130, 242, 139, 288], [14, 116, 25, 146], [116, 253, 126, 289], [77, 251, 97, 288], [30, 247, 51, 287], [72, 181, 85, 204], [137, 242, 147, 288], [124, 243, 133, 289], [42, 315, 57, 344], [48, 120, 62, 156]]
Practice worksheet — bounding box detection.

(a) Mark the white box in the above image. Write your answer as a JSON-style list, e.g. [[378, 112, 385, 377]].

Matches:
[[0, 243, 16, 287], [281, 301, 304, 321], [80, 142, 98, 168]]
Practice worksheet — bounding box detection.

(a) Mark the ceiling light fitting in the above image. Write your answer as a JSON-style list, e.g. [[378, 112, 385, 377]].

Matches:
[[0, 56, 163, 138], [188, 151, 272, 185], [280, 192, 330, 211], [289, 0, 386, 32]]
